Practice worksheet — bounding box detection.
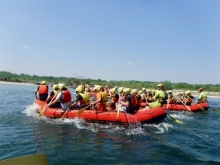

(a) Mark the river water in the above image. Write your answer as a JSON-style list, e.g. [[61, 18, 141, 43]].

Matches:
[[0, 83, 219, 165]]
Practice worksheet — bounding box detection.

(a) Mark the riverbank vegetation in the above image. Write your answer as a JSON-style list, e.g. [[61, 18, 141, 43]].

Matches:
[[1, 71, 220, 92]]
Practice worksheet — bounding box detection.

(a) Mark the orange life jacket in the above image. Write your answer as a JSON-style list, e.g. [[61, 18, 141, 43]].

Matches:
[[61, 90, 71, 103], [38, 85, 48, 94]]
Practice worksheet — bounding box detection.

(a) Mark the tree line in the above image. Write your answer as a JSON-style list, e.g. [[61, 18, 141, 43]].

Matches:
[[1, 71, 220, 92]]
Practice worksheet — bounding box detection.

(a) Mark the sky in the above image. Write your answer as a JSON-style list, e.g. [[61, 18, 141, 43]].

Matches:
[[0, 0, 220, 84]]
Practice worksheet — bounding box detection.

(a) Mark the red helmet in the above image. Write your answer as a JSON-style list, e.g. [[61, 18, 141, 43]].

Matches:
[[198, 87, 204, 91]]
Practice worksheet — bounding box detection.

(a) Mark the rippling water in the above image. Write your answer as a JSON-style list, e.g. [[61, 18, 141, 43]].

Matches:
[[0, 83, 220, 165]]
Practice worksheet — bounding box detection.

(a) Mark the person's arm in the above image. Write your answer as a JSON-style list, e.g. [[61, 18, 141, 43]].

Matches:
[[34, 86, 39, 99], [48, 92, 61, 107]]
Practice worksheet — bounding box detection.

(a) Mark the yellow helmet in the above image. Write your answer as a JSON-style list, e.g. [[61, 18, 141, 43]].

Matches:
[[52, 84, 59, 90], [58, 83, 66, 90], [123, 88, 131, 94], [110, 88, 116, 94], [41, 81, 47, 85], [142, 88, 146, 91], [147, 89, 151, 93], [138, 90, 143, 94], [118, 87, 124, 93], [76, 86, 84, 92], [157, 83, 163, 87], [131, 89, 138, 94], [186, 91, 191, 95], [94, 85, 102, 91], [168, 91, 172, 94]]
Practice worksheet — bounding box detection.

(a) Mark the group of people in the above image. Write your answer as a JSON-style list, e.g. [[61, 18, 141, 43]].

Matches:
[[35, 81, 208, 114], [167, 88, 207, 106]]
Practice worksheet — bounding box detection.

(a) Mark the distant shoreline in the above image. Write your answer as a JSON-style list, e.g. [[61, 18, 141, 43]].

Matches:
[[0, 81, 35, 86], [0, 80, 220, 98]]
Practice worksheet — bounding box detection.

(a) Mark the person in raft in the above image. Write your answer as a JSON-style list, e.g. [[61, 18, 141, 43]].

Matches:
[[144, 83, 166, 110], [71, 85, 90, 109], [184, 91, 195, 106], [35, 81, 49, 101], [197, 87, 207, 103], [47, 83, 72, 111], [119, 88, 137, 114], [45, 84, 61, 108], [93, 85, 108, 112], [107, 88, 119, 110], [167, 91, 176, 104]]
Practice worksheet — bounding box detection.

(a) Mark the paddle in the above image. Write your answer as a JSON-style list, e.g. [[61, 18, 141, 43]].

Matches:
[[180, 100, 191, 112], [195, 103, 205, 112], [208, 106, 218, 112], [77, 101, 99, 117], [60, 106, 72, 119], [166, 113, 183, 124], [39, 93, 57, 117], [166, 99, 184, 124], [0, 153, 48, 165]]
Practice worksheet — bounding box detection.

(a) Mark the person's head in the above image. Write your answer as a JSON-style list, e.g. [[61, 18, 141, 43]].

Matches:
[[94, 85, 102, 92], [76, 85, 84, 93], [41, 81, 47, 85], [118, 87, 124, 93], [157, 83, 164, 90], [198, 87, 204, 92], [110, 88, 116, 94], [186, 91, 191, 95], [147, 89, 151, 94], [58, 83, 67, 91], [52, 84, 59, 90], [138, 90, 143, 95], [123, 88, 131, 96], [131, 89, 138, 95], [168, 91, 173, 95], [142, 88, 146, 91]]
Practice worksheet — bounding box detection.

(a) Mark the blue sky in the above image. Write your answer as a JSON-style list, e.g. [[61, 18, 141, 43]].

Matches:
[[0, 0, 219, 84]]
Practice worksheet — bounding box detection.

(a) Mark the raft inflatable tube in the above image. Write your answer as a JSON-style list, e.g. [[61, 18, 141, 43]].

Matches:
[[163, 102, 209, 112], [34, 99, 167, 124]]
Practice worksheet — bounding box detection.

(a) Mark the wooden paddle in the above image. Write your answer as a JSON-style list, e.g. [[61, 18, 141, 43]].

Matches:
[[166, 113, 183, 124], [77, 101, 99, 117], [180, 100, 191, 112], [208, 106, 218, 112], [60, 106, 72, 119], [39, 93, 57, 117], [0, 153, 48, 165], [195, 103, 205, 112]]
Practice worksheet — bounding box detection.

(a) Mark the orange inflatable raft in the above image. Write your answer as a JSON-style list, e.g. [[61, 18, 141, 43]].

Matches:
[[34, 99, 167, 124]]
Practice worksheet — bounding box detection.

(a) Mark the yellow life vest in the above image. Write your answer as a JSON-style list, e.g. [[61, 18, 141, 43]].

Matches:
[[101, 91, 108, 104]]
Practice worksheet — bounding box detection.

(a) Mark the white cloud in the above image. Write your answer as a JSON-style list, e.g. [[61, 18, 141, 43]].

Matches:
[[23, 45, 30, 49], [128, 62, 133, 65]]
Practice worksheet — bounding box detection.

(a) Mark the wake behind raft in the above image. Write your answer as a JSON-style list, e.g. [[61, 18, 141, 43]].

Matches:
[[34, 99, 167, 124]]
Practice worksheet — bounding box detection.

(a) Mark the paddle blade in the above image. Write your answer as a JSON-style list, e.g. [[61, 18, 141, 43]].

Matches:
[[39, 110, 44, 117], [186, 106, 191, 112], [167, 114, 183, 124], [0, 153, 48, 165], [209, 106, 218, 112], [77, 107, 86, 117]]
